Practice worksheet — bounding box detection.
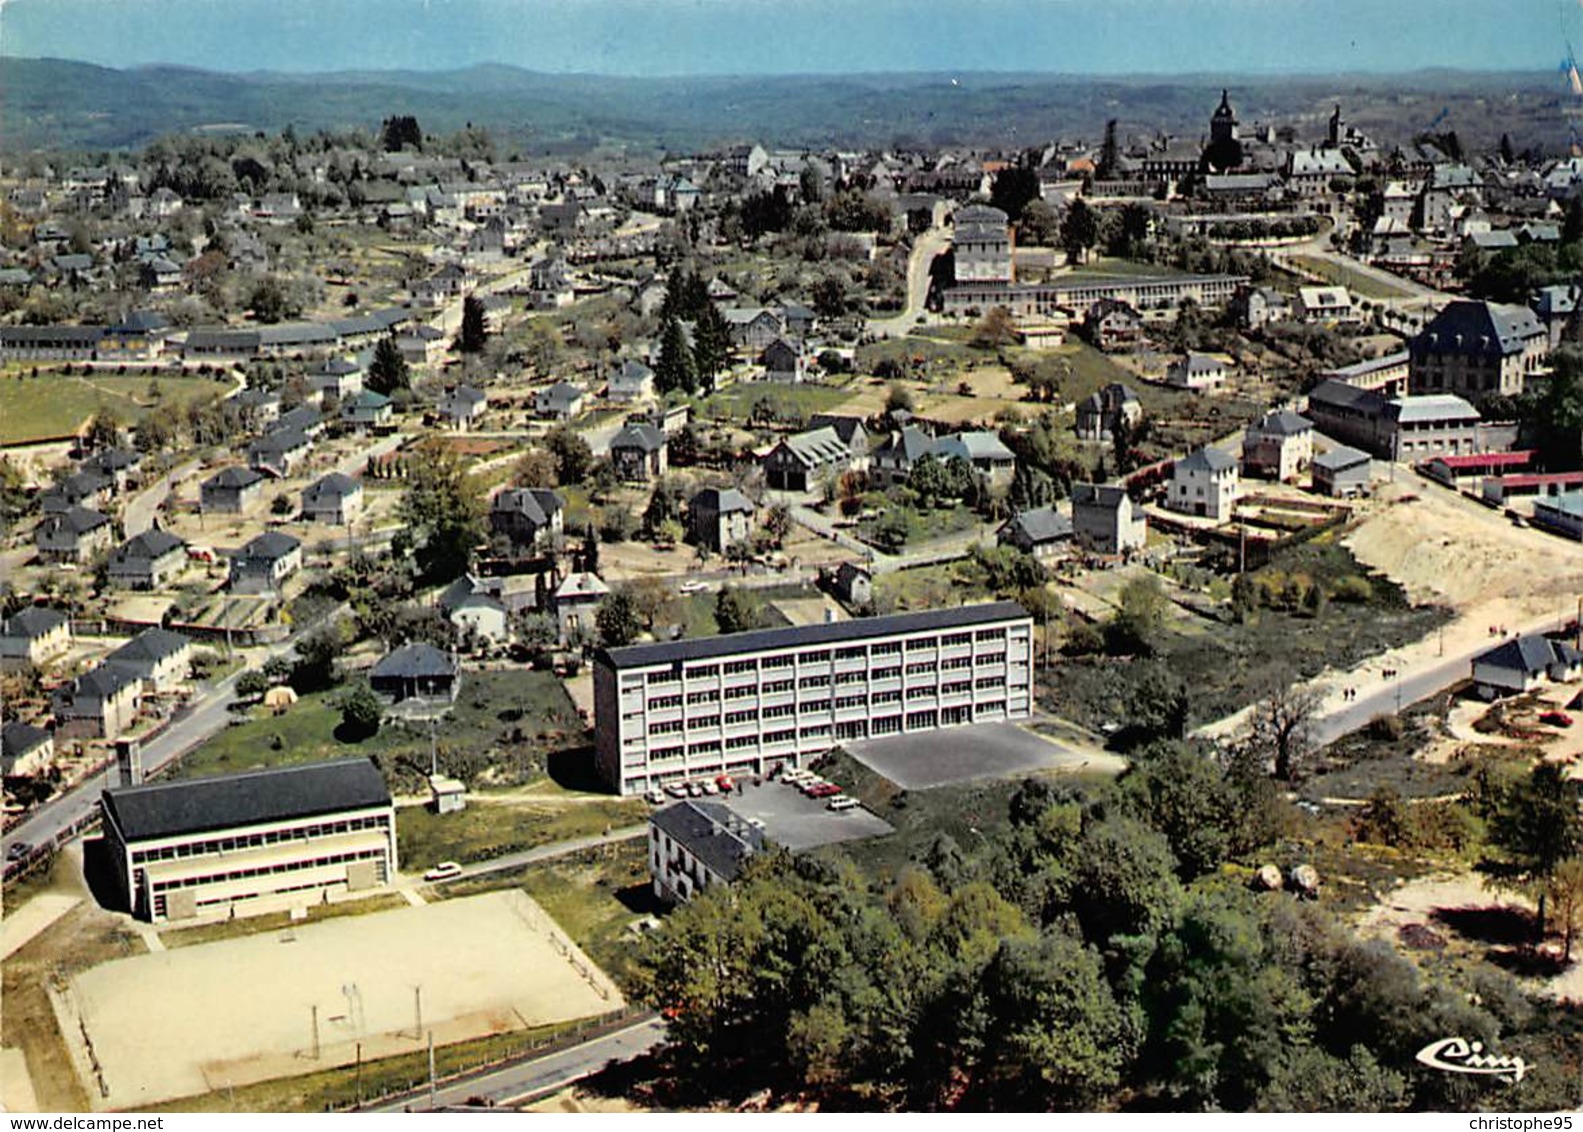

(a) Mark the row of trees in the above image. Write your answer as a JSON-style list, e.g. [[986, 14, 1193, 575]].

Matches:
[[634, 749, 1580, 1110]]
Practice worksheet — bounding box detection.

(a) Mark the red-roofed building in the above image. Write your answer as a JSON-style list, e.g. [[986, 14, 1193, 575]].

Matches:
[[1480, 471, 1583, 504]]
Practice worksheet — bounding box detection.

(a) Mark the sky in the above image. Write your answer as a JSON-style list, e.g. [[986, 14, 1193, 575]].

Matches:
[[0, 0, 1566, 77]]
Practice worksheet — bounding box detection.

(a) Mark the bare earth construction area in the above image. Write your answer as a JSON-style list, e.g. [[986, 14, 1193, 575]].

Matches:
[[52, 891, 621, 1110]]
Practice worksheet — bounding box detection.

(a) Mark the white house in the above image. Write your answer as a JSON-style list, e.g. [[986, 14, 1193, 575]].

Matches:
[[1168, 446, 1239, 521], [1166, 352, 1229, 392], [1471, 635, 1583, 699]]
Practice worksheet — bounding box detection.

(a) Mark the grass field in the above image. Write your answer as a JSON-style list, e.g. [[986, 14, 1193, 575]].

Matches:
[[0, 371, 232, 445], [1284, 255, 1415, 300], [395, 792, 648, 871], [169, 669, 585, 794], [697, 379, 857, 423]]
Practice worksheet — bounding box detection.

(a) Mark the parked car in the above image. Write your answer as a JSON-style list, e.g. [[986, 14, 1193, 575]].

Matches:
[[828, 796, 861, 812], [1540, 710, 1574, 728], [809, 783, 843, 798], [686, 782, 703, 797], [423, 861, 463, 882], [700, 780, 720, 795], [664, 782, 688, 799], [679, 580, 709, 594], [645, 788, 665, 804], [716, 775, 736, 792], [5, 842, 31, 862]]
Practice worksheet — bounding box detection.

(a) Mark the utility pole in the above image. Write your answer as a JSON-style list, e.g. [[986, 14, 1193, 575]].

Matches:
[[311, 1004, 320, 1060], [427, 1031, 437, 1111], [413, 984, 423, 1040]]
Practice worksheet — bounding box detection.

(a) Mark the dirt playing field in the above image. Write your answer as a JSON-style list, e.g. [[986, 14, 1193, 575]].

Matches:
[[54, 890, 622, 1110]]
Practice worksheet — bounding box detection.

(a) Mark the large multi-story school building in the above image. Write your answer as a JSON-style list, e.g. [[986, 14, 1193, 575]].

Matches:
[[593, 602, 1034, 796]]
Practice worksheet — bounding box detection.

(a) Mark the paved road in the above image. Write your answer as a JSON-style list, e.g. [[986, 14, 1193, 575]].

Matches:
[[1, 606, 347, 858], [429, 825, 649, 883], [370, 1016, 667, 1112], [121, 458, 200, 538], [870, 226, 950, 339]]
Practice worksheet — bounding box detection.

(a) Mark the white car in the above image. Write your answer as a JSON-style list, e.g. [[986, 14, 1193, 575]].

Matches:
[[646, 789, 665, 804], [679, 580, 710, 594], [828, 796, 861, 812], [423, 861, 463, 882]]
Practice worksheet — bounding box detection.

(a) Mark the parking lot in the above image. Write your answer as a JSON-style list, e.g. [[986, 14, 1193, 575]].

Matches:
[[718, 776, 893, 852], [845, 721, 1089, 790]]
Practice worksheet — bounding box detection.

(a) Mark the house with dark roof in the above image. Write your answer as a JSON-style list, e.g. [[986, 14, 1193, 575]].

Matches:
[[1409, 300, 1548, 401], [609, 422, 668, 483], [301, 472, 363, 526], [760, 337, 806, 383], [369, 642, 461, 704], [438, 384, 487, 430], [107, 529, 187, 590], [931, 431, 1018, 486], [2, 721, 54, 778], [760, 426, 853, 493], [444, 590, 510, 645], [229, 531, 303, 594], [99, 757, 395, 922], [649, 800, 765, 903], [826, 560, 873, 607], [53, 664, 141, 740], [200, 466, 266, 514], [1072, 484, 1147, 555], [1312, 446, 1372, 498], [309, 357, 364, 401], [1471, 634, 1583, 699], [806, 415, 872, 471], [607, 359, 655, 405], [534, 381, 584, 421], [276, 404, 326, 439], [688, 487, 755, 553], [871, 425, 935, 486], [35, 506, 114, 564], [489, 487, 564, 551], [235, 387, 283, 428], [553, 572, 611, 645], [1242, 410, 1314, 482], [104, 627, 192, 694], [0, 607, 71, 668], [1166, 351, 1230, 392], [247, 427, 313, 478], [1075, 383, 1141, 442], [1168, 447, 1239, 522], [998, 506, 1074, 561], [41, 470, 112, 516], [1083, 298, 1145, 352], [83, 447, 144, 492], [341, 390, 394, 431]]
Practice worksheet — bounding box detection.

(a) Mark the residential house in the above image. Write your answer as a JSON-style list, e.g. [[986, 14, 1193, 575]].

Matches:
[[998, 506, 1073, 561], [607, 359, 655, 405], [438, 385, 487, 430], [107, 529, 187, 590], [229, 531, 303, 594], [688, 487, 756, 553], [35, 506, 114, 564], [534, 381, 584, 421], [84, 447, 143, 492], [723, 308, 786, 352], [1230, 284, 1292, 329], [1311, 446, 1372, 497], [490, 487, 564, 551], [395, 324, 448, 366], [104, 628, 192, 694], [1294, 286, 1354, 322], [871, 426, 935, 486], [609, 422, 668, 483], [761, 426, 852, 493], [247, 428, 313, 478], [0, 607, 71, 668], [53, 664, 141, 740], [370, 642, 461, 705], [1074, 383, 1142, 442], [201, 466, 266, 514], [340, 390, 394, 431], [1071, 484, 1148, 556], [951, 204, 1013, 283], [930, 431, 1017, 487], [2, 722, 55, 778], [235, 387, 283, 428], [41, 471, 112, 515], [301, 473, 364, 526], [1471, 634, 1583, 699], [1168, 447, 1239, 522], [552, 572, 610, 645], [309, 357, 364, 401], [1166, 352, 1229, 392], [1083, 298, 1145, 352], [760, 338, 806, 383], [1242, 410, 1314, 482], [649, 800, 764, 904], [1409, 300, 1548, 400], [443, 590, 510, 646], [827, 561, 873, 607], [807, 415, 872, 472]]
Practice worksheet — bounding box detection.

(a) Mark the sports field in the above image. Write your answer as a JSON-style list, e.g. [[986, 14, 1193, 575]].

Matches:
[[0, 371, 231, 445], [54, 891, 621, 1110]]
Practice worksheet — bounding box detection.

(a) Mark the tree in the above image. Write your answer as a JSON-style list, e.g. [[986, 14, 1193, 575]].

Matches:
[[884, 382, 915, 415], [1250, 678, 1322, 781], [514, 448, 558, 488], [397, 438, 486, 584], [596, 588, 644, 647], [763, 502, 792, 548], [1546, 857, 1583, 961], [1481, 761, 1582, 944], [1106, 574, 1167, 655], [989, 166, 1042, 223], [1526, 346, 1583, 472], [235, 669, 271, 702], [83, 408, 123, 452], [457, 295, 488, 353], [337, 681, 383, 740], [692, 302, 733, 391], [545, 425, 593, 484], [714, 585, 765, 634], [971, 306, 1018, 349], [655, 318, 698, 395], [1060, 199, 1099, 265], [1017, 199, 1060, 247], [292, 623, 346, 692], [1119, 742, 1237, 879], [1072, 814, 1182, 946], [380, 115, 422, 152], [367, 335, 411, 396], [247, 277, 292, 323]]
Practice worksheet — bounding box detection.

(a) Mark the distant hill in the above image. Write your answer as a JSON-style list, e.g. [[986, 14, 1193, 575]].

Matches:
[[0, 56, 1567, 155]]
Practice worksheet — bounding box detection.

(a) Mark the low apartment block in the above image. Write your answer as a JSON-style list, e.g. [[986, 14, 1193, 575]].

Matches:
[[593, 602, 1033, 796]]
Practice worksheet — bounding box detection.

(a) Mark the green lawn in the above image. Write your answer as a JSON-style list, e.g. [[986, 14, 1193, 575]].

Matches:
[[0, 371, 232, 444], [515, 841, 654, 988], [1284, 255, 1414, 300], [696, 380, 857, 423], [168, 669, 586, 794], [395, 794, 648, 871], [1066, 257, 1192, 280]]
